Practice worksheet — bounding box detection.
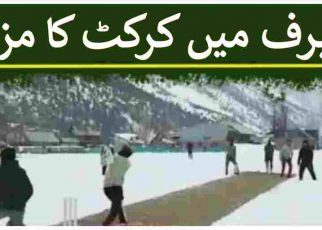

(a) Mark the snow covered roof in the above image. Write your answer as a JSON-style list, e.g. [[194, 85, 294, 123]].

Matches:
[[115, 133, 144, 144], [226, 122, 254, 135], [168, 131, 180, 138], [25, 131, 60, 144], [115, 133, 138, 141], [162, 138, 176, 144]]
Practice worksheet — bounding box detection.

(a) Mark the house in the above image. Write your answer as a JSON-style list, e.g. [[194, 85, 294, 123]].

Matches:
[[60, 137, 80, 146], [249, 135, 264, 144], [225, 122, 255, 143], [178, 121, 259, 151], [24, 131, 60, 146], [72, 129, 101, 146], [179, 123, 230, 151], [149, 131, 179, 147], [168, 131, 180, 142]]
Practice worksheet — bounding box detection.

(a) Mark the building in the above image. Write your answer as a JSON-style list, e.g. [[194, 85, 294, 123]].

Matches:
[[72, 129, 101, 146], [179, 122, 258, 151], [179, 123, 230, 151], [60, 137, 80, 146], [225, 122, 256, 143], [24, 131, 60, 146], [149, 131, 179, 147]]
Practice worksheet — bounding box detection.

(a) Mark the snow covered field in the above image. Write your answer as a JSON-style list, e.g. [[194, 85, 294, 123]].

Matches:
[[0, 144, 320, 225], [215, 148, 322, 225]]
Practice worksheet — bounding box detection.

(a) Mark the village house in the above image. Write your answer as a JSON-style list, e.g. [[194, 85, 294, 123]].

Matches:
[[60, 137, 81, 146], [24, 131, 60, 146], [179, 123, 229, 151], [71, 129, 101, 146], [225, 122, 257, 143], [178, 122, 258, 151], [149, 130, 180, 148]]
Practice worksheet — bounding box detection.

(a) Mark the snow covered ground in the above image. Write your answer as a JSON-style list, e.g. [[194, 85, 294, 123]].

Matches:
[[0, 144, 320, 225], [214, 148, 322, 225]]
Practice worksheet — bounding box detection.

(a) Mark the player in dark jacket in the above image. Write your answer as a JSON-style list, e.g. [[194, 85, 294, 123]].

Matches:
[[298, 140, 317, 180], [264, 139, 274, 173], [187, 142, 193, 159], [0, 147, 33, 225]]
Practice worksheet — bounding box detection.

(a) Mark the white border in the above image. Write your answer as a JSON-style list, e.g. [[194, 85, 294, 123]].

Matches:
[[0, 0, 322, 4]]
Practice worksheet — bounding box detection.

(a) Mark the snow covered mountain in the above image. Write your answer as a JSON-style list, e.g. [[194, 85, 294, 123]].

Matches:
[[133, 77, 321, 134], [0, 74, 320, 142]]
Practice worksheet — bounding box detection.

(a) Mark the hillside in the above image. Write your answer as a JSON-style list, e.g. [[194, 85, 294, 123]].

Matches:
[[0, 74, 319, 142]]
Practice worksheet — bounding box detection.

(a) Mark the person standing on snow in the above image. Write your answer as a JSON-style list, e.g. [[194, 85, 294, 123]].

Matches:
[[298, 139, 317, 181], [225, 137, 239, 175], [0, 147, 33, 226], [280, 139, 293, 178], [102, 144, 133, 226], [264, 138, 274, 173], [187, 142, 193, 159]]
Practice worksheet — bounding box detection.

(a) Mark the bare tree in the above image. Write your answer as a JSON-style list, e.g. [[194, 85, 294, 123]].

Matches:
[[0, 114, 9, 142]]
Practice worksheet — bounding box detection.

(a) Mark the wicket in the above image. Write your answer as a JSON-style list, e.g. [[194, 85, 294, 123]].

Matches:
[[63, 197, 78, 226]]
